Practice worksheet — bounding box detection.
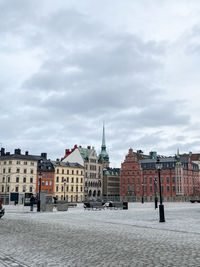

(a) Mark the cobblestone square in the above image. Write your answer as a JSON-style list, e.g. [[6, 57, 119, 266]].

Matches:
[[0, 202, 200, 267]]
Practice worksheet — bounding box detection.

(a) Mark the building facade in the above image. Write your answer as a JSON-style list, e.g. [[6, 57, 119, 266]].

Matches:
[[120, 148, 200, 202], [52, 161, 84, 202], [0, 148, 38, 204], [36, 158, 55, 196], [103, 168, 120, 201], [62, 145, 103, 201]]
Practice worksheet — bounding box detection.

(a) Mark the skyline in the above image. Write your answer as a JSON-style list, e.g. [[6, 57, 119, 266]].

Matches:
[[1, 0, 200, 167]]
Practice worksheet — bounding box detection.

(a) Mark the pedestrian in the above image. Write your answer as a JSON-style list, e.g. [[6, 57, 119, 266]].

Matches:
[[30, 195, 35, 212]]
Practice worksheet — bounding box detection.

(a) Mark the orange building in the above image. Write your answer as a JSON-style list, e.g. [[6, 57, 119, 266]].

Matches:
[[36, 158, 55, 195]]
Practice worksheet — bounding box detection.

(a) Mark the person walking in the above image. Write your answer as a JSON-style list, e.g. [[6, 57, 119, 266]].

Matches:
[[30, 195, 35, 212]]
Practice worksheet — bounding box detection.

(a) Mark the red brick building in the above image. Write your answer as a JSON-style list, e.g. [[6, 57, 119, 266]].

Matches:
[[120, 148, 199, 202], [36, 158, 55, 195]]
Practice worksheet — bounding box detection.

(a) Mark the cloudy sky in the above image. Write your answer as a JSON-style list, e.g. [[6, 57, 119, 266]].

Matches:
[[1, 0, 200, 167]]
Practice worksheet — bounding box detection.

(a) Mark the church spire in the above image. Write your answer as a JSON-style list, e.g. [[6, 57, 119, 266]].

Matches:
[[99, 122, 109, 167], [101, 122, 106, 152]]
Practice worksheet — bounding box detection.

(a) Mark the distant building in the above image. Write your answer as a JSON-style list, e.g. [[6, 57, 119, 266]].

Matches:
[[52, 160, 84, 202], [62, 145, 103, 201], [120, 148, 200, 202], [103, 168, 120, 201]]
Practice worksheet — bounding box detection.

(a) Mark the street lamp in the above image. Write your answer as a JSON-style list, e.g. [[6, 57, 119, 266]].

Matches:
[[156, 157, 165, 222], [64, 179, 66, 201], [37, 172, 42, 212], [154, 178, 158, 209], [141, 182, 144, 204]]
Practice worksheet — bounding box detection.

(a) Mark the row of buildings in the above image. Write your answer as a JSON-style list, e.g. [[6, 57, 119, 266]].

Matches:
[[0, 126, 200, 204], [0, 126, 120, 204]]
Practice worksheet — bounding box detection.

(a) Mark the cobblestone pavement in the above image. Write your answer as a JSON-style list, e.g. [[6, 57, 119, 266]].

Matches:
[[0, 203, 200, 266]]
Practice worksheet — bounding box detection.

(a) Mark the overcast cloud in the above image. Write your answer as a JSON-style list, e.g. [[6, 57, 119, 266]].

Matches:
[[1, 0, 200, 166]]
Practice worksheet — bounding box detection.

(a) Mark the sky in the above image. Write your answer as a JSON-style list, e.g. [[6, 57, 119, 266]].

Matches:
[[1, 0, 200, 167]]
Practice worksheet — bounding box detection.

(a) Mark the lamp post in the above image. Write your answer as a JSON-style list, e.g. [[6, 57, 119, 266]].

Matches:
[[156, 157, 165, 222], [141, 182, 144, 204], [154, 178, 158, 209], [64, 179, 66, 201], [37, 172, 42, 212]]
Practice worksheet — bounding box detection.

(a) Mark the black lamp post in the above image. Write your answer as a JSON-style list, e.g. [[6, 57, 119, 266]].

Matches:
[[156, 157, 165, 222], [154, 178, 158, 209], [37, 172, 42, 212], [141, 182, 144, 204], [64, 179, 66, 201]]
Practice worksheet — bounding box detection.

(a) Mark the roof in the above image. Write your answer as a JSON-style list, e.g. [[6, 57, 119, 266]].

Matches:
[[0, 154, 39, 161], [52, 160, 84, 169], [78, 147, 93, 161], [103, 168, 120, 176], [38, 160, 55, 172]]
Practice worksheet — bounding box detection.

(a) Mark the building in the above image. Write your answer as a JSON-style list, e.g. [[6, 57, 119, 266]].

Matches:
[[120, 148, 199, 202], [61, 145, 103, 201], [52, 160, 84, 202], [36, 157, 55, 196], [0, 148, 38, 204], [103, 168, 120, 201]]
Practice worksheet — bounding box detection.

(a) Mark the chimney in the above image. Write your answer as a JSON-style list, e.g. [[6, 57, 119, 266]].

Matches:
[[0, 147, 5, 156], [74, 144, 78, 148], [14, 148, 21, 155], [25, 151, 29, 155], [87, 146, 91, 149], [41, 153, 47, 159]]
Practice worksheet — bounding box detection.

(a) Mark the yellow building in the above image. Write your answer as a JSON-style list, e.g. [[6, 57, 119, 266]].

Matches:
[[52, 161, 84, 202], [0, 148, 38, 204]]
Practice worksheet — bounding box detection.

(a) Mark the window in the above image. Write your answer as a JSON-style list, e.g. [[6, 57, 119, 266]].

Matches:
[[30, 178, 33, 183], [16, 177, 19, 183], [7, 186, 9, 192], [76, 178, 79, 183], [80, 186, 83, 192], [16, 168, 20, 173], [166, 177, 169, 183], [23, 186, 26, 192], [30, 169, 34, 174], [67, 170, 69, 174], [31, 162, 34, 166], [30, 187, 32, 193], [71, 186, 74, 192], [1, 185, 4, 192], [149, 177, 152, 183], [23, 177, 26, 183], [3, 168, 5, 173], [24, 169, 27, 174], [56, 177, 59, 183], [24, 161, 27, 165], [71, 177, 74, 183], [167, 186, 170, 192], [7, 177, 10, 183], [132, 178, 135, 183], [76, 170, 79, 175], [9, 161, 12, 164], [56, 186, 58, 192], [57, 169, 59, 174], [72, 170, 74, 175], [46, 181, 48, 186], [15, 186, 19, 192], [150, 186, 152, 192], [42, 181, 45, 186], [8, 168, 11, 173], [17, 161, 20, 165], [62, 169, 64, 174], [81, 178, 83, 183], [49, 181, 52, 186], [67, 177, 69, 183], [76, 186, 78, 192]]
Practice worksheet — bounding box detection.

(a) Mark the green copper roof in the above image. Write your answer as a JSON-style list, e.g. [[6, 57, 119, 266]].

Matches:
[[78, 147, 93, 161], [99, 123, 109, 162]]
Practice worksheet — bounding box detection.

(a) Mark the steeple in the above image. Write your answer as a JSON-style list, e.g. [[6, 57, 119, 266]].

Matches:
[[99, 123, 109, 167], [101, 123, 106, 152]]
